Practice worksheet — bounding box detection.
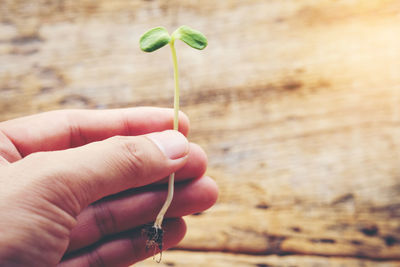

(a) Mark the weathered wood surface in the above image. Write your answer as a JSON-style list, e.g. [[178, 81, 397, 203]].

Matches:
[[138, 251, 400, 267], [1, 0, 400, 266]]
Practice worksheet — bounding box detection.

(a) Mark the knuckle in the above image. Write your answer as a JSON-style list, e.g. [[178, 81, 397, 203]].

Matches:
[[86, 249, 106, 267], [91, 201, 117, 237], [111, 136, 146, 179]]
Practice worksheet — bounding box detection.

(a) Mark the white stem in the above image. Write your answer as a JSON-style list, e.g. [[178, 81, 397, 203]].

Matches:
[[154, 173, 175, 228]]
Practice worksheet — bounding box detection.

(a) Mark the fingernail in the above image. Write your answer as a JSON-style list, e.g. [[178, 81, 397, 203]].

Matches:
[[147, 130, 189, 160]]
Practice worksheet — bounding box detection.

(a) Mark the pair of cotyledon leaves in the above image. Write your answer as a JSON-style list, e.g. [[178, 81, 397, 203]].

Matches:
[[139, 25, 207, 52]]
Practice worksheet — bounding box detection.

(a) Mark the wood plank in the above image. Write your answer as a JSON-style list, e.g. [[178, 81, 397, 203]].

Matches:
[[1, 0, 400, 264], [137, 251, 400, 267]]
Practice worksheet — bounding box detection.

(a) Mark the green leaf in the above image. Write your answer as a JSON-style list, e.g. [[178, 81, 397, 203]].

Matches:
[[174, 25, 207, 50], [139, 27, 171, 52]]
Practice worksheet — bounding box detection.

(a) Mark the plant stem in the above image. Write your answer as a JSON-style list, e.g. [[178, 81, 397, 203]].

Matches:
[[171, 40, 180, 131], [154, 40, 180, 229]]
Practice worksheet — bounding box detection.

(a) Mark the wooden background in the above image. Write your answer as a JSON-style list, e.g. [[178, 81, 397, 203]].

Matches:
[[1, 0, 400, 266]]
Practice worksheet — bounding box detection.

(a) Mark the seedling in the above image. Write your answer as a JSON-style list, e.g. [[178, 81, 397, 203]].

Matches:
[[139, 26, 207, 262]]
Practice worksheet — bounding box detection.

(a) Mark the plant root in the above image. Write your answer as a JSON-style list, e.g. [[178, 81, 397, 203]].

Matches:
[[143, 224, 164, 263]]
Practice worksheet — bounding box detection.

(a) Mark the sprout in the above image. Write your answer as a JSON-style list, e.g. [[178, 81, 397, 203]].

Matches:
[[140, 25, 207, 52], [139, 25, 207, 262]]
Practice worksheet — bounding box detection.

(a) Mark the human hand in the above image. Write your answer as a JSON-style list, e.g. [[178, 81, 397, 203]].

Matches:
[[0, 108, 218, 267]]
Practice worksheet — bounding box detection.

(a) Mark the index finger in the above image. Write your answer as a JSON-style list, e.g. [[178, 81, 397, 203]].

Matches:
[[0, 107, 189, 161]]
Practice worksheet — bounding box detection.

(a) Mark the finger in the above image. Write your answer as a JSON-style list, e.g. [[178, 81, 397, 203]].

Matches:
[[67, 176, 218, 252], [59, 218, 186, 267], [0, 130, 19, 163], [162, 142, 208, 184], [13, 130, 190, 216], [0, 107, 189, 161]]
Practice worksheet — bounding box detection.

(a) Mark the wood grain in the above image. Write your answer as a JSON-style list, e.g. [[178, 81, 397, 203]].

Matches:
[[138, 251, 400, 267], [1, 0, 400, 265]]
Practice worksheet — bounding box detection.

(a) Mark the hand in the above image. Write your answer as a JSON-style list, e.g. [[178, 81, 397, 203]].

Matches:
[[0, 108, 218, 267]]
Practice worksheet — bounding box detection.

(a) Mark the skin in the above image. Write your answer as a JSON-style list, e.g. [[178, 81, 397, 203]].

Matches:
[[0, 107, 218, 267]]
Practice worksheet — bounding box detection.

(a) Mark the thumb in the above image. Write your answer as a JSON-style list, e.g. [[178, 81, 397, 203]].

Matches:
[[13, 130, 189, 215]]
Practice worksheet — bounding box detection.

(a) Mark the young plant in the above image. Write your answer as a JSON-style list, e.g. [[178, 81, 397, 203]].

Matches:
[[139, 25, 207, 261]]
